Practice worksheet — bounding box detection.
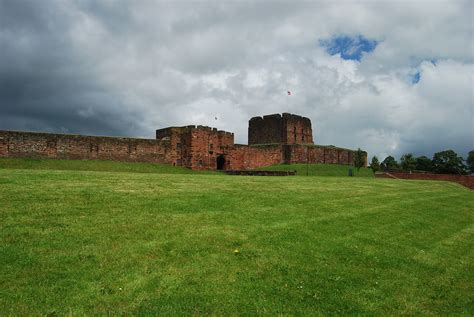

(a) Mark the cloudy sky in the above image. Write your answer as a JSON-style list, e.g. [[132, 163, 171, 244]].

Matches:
[[0, 0, 473, 159]]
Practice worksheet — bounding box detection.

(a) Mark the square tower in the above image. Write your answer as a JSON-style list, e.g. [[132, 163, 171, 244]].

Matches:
[[248, 113, 313, 145]]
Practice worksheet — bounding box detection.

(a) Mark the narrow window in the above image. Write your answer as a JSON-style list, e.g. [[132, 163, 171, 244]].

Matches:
[[302, 129, 305, 142], [294, 127, 297, 143]]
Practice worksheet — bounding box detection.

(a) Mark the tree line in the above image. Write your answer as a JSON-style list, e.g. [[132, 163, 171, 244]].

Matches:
[[369, 150, 474, 175]]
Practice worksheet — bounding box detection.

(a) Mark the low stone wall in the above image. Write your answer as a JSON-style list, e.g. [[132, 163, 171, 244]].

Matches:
[[225, 144, 284, 170], [284, 144, 362, 165], [0, 130, 364, 171], [0, 130, 173, 164], [376, 172, 474, 189], [223, 144, 360, 171]]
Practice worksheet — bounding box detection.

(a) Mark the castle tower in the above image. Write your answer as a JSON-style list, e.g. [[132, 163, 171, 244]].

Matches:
[[248, 113, 313, 145], [156, 125, 234, 170]]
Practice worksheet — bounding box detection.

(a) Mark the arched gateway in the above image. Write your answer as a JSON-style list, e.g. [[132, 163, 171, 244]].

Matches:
[[0, 113, 365, 171], [216, 155, 226, 170]]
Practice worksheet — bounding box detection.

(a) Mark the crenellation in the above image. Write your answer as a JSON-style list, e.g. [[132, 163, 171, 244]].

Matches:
[[0, 113, 365, 170], [249, 112, 313, 145], [249, 116, 263, 122]]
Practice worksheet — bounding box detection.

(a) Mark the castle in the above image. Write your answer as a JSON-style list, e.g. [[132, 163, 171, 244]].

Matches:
[[0, 113, 365, 170]]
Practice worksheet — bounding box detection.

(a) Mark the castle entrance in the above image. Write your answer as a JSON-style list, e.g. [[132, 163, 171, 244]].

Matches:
[[216, 155, 226, 170]]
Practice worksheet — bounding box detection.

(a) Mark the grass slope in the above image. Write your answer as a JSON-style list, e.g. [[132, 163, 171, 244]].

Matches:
[[0, 168, 473, 315], [0, 157, 212, 174], [262, 163, 374, 177]]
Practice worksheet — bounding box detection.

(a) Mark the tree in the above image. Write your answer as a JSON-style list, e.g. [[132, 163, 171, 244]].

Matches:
[[415, 156, 433, 172], [353, 148, 366, 171], [369, 156, 380, 173], [400, 153, 416, 171], [432, 149, 466, 175], [467, 150, 474, 174], [381, 156, 399, 171]]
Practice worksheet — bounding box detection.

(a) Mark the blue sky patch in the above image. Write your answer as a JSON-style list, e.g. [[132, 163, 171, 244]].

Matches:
[[319, 35, 378, 61], [411, 72, 421, 84]]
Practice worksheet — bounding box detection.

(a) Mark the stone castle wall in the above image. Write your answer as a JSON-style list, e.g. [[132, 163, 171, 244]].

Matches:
[[285, 145, 356, 165], [0, 130, 173, 163], [226, 144, 284, 170], [248, 114, 283, 145], [0, 113, 364, 170], [282, 113, 313, 145], [156, 125, 235, 169]]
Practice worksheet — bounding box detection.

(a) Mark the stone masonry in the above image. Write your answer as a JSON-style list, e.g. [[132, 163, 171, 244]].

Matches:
[[0, 113, 366, 170], [248, 113, 313, 145]]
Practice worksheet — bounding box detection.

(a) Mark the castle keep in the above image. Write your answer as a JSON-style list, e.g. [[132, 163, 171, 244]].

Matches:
[[248, 113, 313, 145], [0, 113, 365, 170]]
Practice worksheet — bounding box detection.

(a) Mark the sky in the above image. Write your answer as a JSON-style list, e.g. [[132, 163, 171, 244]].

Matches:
[[0, 0, 473, 160]]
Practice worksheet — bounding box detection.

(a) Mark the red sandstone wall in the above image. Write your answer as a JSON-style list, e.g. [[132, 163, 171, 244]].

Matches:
[[188, 127, 235, 170], [282, 113, 313, 145], [226, 144, 284, 170], [285, 145, 359, 166], [0, 130, 172, 164], [248, 113, 314, 145], [225, 145, 246, 170], [217, 130, 234, 148], [181, 135, 360, 170], [339, 150, 350, 165], [377, 172, 474, 189], [189, 128, 215, 169], [157, 127, 197, 167], [248, 114, 284, 145], [0, 134, 9, 157], [0, 127, 363, 171], [156, 126, 234, 169]]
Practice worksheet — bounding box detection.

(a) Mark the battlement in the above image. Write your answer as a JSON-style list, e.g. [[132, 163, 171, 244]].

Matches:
[[282, 112, 311, 123], [249, 113, 285, 122], [248, 113, 313, 145], [156, 125, 234, 140], [0, 113, 363, 171]]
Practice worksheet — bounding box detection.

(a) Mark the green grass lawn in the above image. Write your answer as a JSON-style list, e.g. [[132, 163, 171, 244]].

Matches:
[[0, 161, 473, 315], [0, 157, 213, 174], [261, 163, 374, 177]]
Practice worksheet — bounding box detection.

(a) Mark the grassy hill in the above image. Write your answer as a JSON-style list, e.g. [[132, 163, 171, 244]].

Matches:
[[0, 161, 473, 315], [261, 163, 374, 177]]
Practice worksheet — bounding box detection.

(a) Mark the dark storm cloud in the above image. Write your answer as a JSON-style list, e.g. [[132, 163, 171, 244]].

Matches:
[[0, 0, 146, 137], [0, 0, 472, 158]]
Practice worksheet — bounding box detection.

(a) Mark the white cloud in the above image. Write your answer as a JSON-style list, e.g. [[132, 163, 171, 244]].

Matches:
[[0, 0, 472, 159]]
